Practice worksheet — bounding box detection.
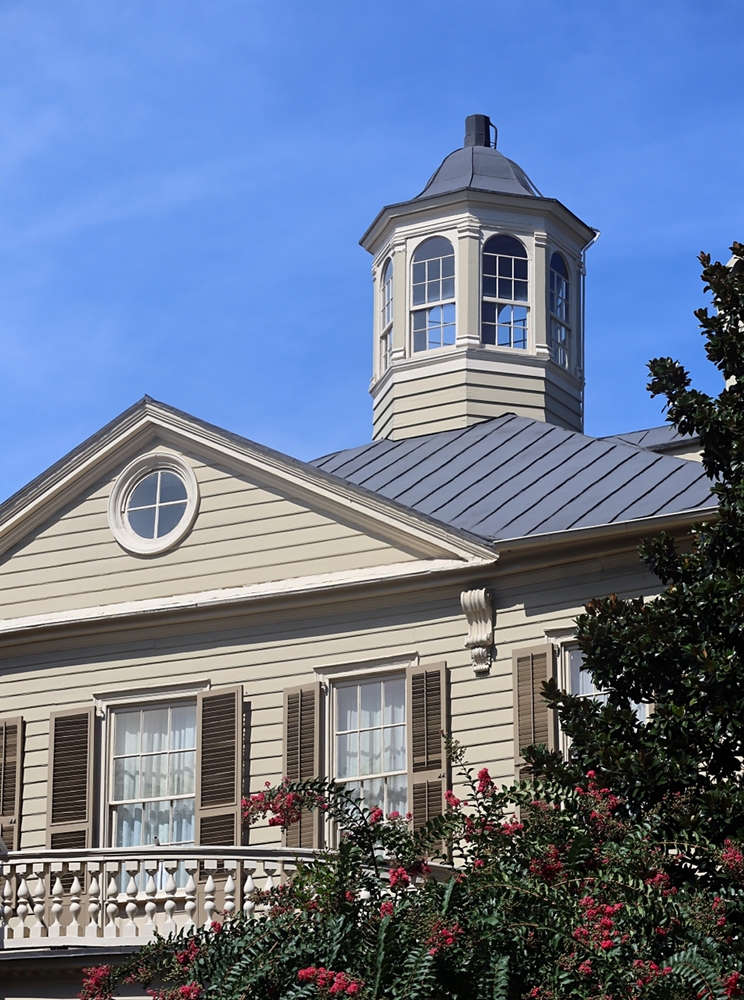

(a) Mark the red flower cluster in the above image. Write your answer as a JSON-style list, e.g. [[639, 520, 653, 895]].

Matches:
[[722, 840, 744, 877], [175, 939, 201, 968], [529, 845, 565, 883], [146, 987, 202, 1000], [368, 807, 383, 824], [242, 779, 326, 830], [476, 767, 494, 795], [445, 789, 462, 809], [631, 960, 672, 987], [427, 919, 463, 956], [379, 900, 394, 918], [644, 871, 677, 897], [501, 818, 524, 836], [389, 866, 410, 889], [724, 971, 743, 997], [297, 966, 363, 995], [572, 896, 625, 952], [80, 965, 114, 1000]]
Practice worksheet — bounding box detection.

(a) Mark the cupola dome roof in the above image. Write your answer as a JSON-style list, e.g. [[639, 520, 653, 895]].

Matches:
[[415, 114, 542, 200]]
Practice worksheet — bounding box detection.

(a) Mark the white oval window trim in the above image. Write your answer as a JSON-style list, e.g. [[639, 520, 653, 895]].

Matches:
[[108, 453, 200, 556]]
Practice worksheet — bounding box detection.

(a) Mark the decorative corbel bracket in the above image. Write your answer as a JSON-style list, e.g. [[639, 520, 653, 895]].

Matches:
[[461, 588, 494, 676]]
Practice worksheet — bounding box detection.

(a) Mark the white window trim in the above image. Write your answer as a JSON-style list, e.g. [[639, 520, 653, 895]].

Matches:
[[108, 452, 200, 556]]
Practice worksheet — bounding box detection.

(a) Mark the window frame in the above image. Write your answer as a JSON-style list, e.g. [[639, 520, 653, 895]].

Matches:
[[107, 699, 198, 852], [409, 235, 457, 354], [481, 233, 530, 352], [549, 251, 571, 369], [108, 453, 200, 556], [380, 257, 394, 372]]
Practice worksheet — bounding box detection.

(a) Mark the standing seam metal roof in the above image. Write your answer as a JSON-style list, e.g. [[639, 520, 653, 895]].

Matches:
[[311, 416, 714, 542]]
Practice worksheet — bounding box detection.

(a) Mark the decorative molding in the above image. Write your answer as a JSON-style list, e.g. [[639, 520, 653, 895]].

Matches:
[[460, 588, 494, 675]]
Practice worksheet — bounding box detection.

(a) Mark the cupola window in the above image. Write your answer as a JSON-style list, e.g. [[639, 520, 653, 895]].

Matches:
[[411, 236, 456, 352], [549, 252, 570, 368], [481, 234, 528, 349], [380, 258, 393, 370]]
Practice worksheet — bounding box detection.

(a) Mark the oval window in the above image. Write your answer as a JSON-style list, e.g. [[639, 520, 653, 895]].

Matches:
[[108, 455, 199, 555]]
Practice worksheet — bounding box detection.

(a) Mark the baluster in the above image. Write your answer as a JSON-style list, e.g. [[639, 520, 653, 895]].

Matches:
[[30, 873, 47, 938], [15, 878, 30, 940], [184, 861, 198, 932], [224, 869, 236, 920], [86, 875, 101, 938], [105, 877, 119, 938], [49, 877, 64, 938], [143, 871, 158, 936], [123, 873, 139, 938], [162, 864, 178, 937], [68, 875, 82, 937], [203, 874, 216, 929], [1, 876, 13, 936], [243, 867, 256, 918]]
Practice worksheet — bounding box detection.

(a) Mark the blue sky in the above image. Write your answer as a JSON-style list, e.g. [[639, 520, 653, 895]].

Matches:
[[1, 0, 743, 503]]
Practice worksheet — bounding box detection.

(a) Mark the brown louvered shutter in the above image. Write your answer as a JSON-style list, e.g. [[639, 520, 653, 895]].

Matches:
[[196, 686, 243, 846], [513, 644, 556, 778], [0, 717, 24, 852], [47, 708, 95, 849], [283, 684, 320, 849], [407, 663, 448, 831]]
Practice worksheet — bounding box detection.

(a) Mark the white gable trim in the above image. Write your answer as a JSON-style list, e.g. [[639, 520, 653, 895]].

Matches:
[[0, 400, 496, 564], [0, 556, 496, 640]]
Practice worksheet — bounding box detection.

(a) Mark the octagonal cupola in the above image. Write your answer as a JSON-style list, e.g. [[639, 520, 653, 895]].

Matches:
[[361, 115, 598, 441]]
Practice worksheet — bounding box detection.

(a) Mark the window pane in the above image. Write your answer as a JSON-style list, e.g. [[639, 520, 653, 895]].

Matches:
[[114, 757, 139, 800], [384, 678, 405, 725], [170, 704, 197, 750], [360, 728, 382, 776], [361, 777, 384, 811], [426, 280, 440, 303], [413, 329, 427, 353], [337, 687, 357, 732], [386, 773, 408, 817], [336, 733, 358, 779], [498, 257, 512, 277], [128, 473, 158, 509], [115, 711, 140, 756], [127, 506, 156, 539], [115, 803, 142, 848], [159, 471, 187, 503], [514, 258, 528, 280], [360, 682, 381, 728], [142, 753, 168, 798], [481, 323, 496, 345], [441, 255, 454, 278], [498, 278, 512, 299], [412, 283, 426, 306], [412, 262, 426, 284], [169, 750, 196, 796], [142, 708, 169, 753], [427, 259, 440, 280], [157, 502, 187, 537], [442, 277, 454, 299], [412, 236, 454, 261], [172, 798, 195, 843], [483, 275, 496, 298], [514, 281, 528, 301], [144, 800, 170, 845], [384, 724, 406, 772]]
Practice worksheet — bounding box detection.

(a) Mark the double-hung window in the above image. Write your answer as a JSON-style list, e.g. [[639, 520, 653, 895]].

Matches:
[[110, 703, 197, 850], [482, 234, 529, 349], [411, 237, 456, 352], [334, 675, 407, 816]]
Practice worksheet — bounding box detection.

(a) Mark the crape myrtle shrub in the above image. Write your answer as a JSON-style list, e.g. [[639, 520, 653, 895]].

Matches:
[[81, 246, 744, 1000]]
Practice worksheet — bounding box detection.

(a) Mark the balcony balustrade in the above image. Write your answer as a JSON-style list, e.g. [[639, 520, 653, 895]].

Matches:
[[0, 845, 316, 949]]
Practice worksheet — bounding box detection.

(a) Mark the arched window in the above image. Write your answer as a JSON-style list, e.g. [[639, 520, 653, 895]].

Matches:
[[549, 252, 570, 368], [411, 236, 456, 353], [481, 234, 528, 349], [380, 258, 393, 370]]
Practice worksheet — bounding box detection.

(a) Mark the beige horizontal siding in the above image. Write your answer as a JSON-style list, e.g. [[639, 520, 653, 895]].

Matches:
[[0, 442, 426, 620]]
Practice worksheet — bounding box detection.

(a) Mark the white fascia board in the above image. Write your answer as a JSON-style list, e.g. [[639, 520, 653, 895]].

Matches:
[[0, 403, 497, 564], [0, 556, 497, 639]]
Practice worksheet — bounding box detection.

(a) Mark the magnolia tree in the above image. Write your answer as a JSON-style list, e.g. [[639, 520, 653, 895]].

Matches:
[[81, 245, 744, 1000]]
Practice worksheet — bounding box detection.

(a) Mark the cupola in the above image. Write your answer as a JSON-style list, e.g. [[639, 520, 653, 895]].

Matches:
[[360, 115, 598, 441]]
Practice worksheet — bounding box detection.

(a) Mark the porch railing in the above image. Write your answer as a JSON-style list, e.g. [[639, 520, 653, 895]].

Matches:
[[0, 845, 316, 949]]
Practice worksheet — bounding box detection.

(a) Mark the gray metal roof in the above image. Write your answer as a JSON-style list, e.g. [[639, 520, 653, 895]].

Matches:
[[415, 145, 542, 200], [311, 415, 715, 542], [602, 424, 700, 454]]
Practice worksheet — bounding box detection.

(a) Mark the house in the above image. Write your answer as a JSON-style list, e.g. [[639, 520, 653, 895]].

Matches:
[[0, 116, 713, 998]]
